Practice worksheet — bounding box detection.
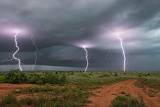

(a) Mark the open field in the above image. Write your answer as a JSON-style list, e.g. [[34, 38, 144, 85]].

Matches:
[[0, 71, 160, 107]]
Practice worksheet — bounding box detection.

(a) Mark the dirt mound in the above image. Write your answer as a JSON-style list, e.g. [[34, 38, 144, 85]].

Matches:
[[86, 80, 160, 107]]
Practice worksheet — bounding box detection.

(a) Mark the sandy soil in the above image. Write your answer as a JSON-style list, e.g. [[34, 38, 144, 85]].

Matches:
[[87, 80, 160, 107]]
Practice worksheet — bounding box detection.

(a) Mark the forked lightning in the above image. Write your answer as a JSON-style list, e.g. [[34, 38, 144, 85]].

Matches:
[[115, 32, 126, 71], [13, 30, 22, 71], [31, 35, 38, 71], [83, 46, 89, 71]]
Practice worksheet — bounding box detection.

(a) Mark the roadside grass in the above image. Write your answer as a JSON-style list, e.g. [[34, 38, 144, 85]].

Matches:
[[135, 73, 160, 97], [146, 89, 158, 97], [134, 81, 145, 89], [67, 72, 128, 90], [110, 95, 147, 107], [137, 77, 160, 90]]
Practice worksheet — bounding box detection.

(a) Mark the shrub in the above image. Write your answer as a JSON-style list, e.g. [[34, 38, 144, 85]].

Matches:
[[40, 72, 59, 84], [44, 83, 53, 91], [0, 93, 17, 105], [27, 73, 40, 84], [99, 73, 110, 78], [114, 72, 118, 77], [20, 86, 42, 93], [120, 91, 125, 94], [111, 95, 147, 107], [59, 74, 67, 84], [3, 71, 27, 84], [19, 98, 35, 106], [14, 72, 27, 83]]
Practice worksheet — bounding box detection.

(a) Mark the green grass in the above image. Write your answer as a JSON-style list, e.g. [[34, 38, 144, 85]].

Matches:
[[111, 95, 147, 107], [135, 81, 145, 89], [1, 86, 90, 107], [0, 93, 18, 107], [67, 72, 128, 90], [137, 78, 160, 90]]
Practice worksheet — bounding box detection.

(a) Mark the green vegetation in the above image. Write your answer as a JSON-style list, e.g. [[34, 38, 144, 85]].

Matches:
[[3, 71, 27, 84], [111, 95, 147, 107], [0, 71, 159, 107], [136, 77, 160, 90], [0, 93, 17, 106], [0, 71, 130, 107], [3, 71, 67, 85], [135, 77, 160, 97], [0, 86, 90, 107], [147, 89, 157, 97], [120, 91, 125, 94], [135, 81, 145, 89]]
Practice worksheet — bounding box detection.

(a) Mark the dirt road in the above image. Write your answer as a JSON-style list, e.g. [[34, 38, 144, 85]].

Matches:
[[87, 80, 160, 107]]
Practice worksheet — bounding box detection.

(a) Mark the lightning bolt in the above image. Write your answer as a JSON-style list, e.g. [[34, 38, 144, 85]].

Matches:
[[1, 57, 13, 64], [105, 39, 115, 60], [116, 33, 126, 71], [31, 35, 38, 71], [1, 52, 13, 64], [13, 31, 22, 71], [1, 52, 26, 65], [83, 46, 89, 71]]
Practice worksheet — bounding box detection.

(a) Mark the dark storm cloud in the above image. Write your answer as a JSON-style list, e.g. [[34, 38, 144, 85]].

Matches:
[[116, 0, 160, 28], [0, 0, 160, 71]]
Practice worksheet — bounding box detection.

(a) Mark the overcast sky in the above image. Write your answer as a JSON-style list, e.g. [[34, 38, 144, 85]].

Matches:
[[0, 0, 160, 71]]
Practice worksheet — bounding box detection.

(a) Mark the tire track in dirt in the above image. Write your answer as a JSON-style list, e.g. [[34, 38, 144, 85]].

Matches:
[[86, 81, 129, 107], [86, 79, 160, 107], [128, 80, 160, 107]]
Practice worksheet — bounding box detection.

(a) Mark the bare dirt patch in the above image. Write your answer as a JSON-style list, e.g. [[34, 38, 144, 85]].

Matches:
[[0, 83, 38, 98], [86, 79, 160, 107]]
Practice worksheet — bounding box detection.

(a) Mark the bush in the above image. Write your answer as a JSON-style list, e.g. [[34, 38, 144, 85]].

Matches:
[[3, 71, 27, 84], [39, 72, 67, 84], [111, 95, 147, 107], [120, 91, 125, 94], [15, 72, 27, 83], [0, 93, 17, 105], [20, 86, 42, 93], [3, 71, 16, 83], [40, 72, 59, 84], [19, 98, 35, 106], [59, 74, 67, 84], [114, 73, 118, 77], [78, 73, 89, 78], [99, 73, 110, 78], [27, 73, 40, 84], [3, 71, 67, 85]]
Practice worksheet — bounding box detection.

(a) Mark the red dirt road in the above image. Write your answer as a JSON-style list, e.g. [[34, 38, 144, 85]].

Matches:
[[87, 80, 160, 107]]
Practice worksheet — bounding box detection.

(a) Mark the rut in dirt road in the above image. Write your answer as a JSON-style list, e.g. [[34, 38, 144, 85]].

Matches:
[[86, 79, 160, 107]]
